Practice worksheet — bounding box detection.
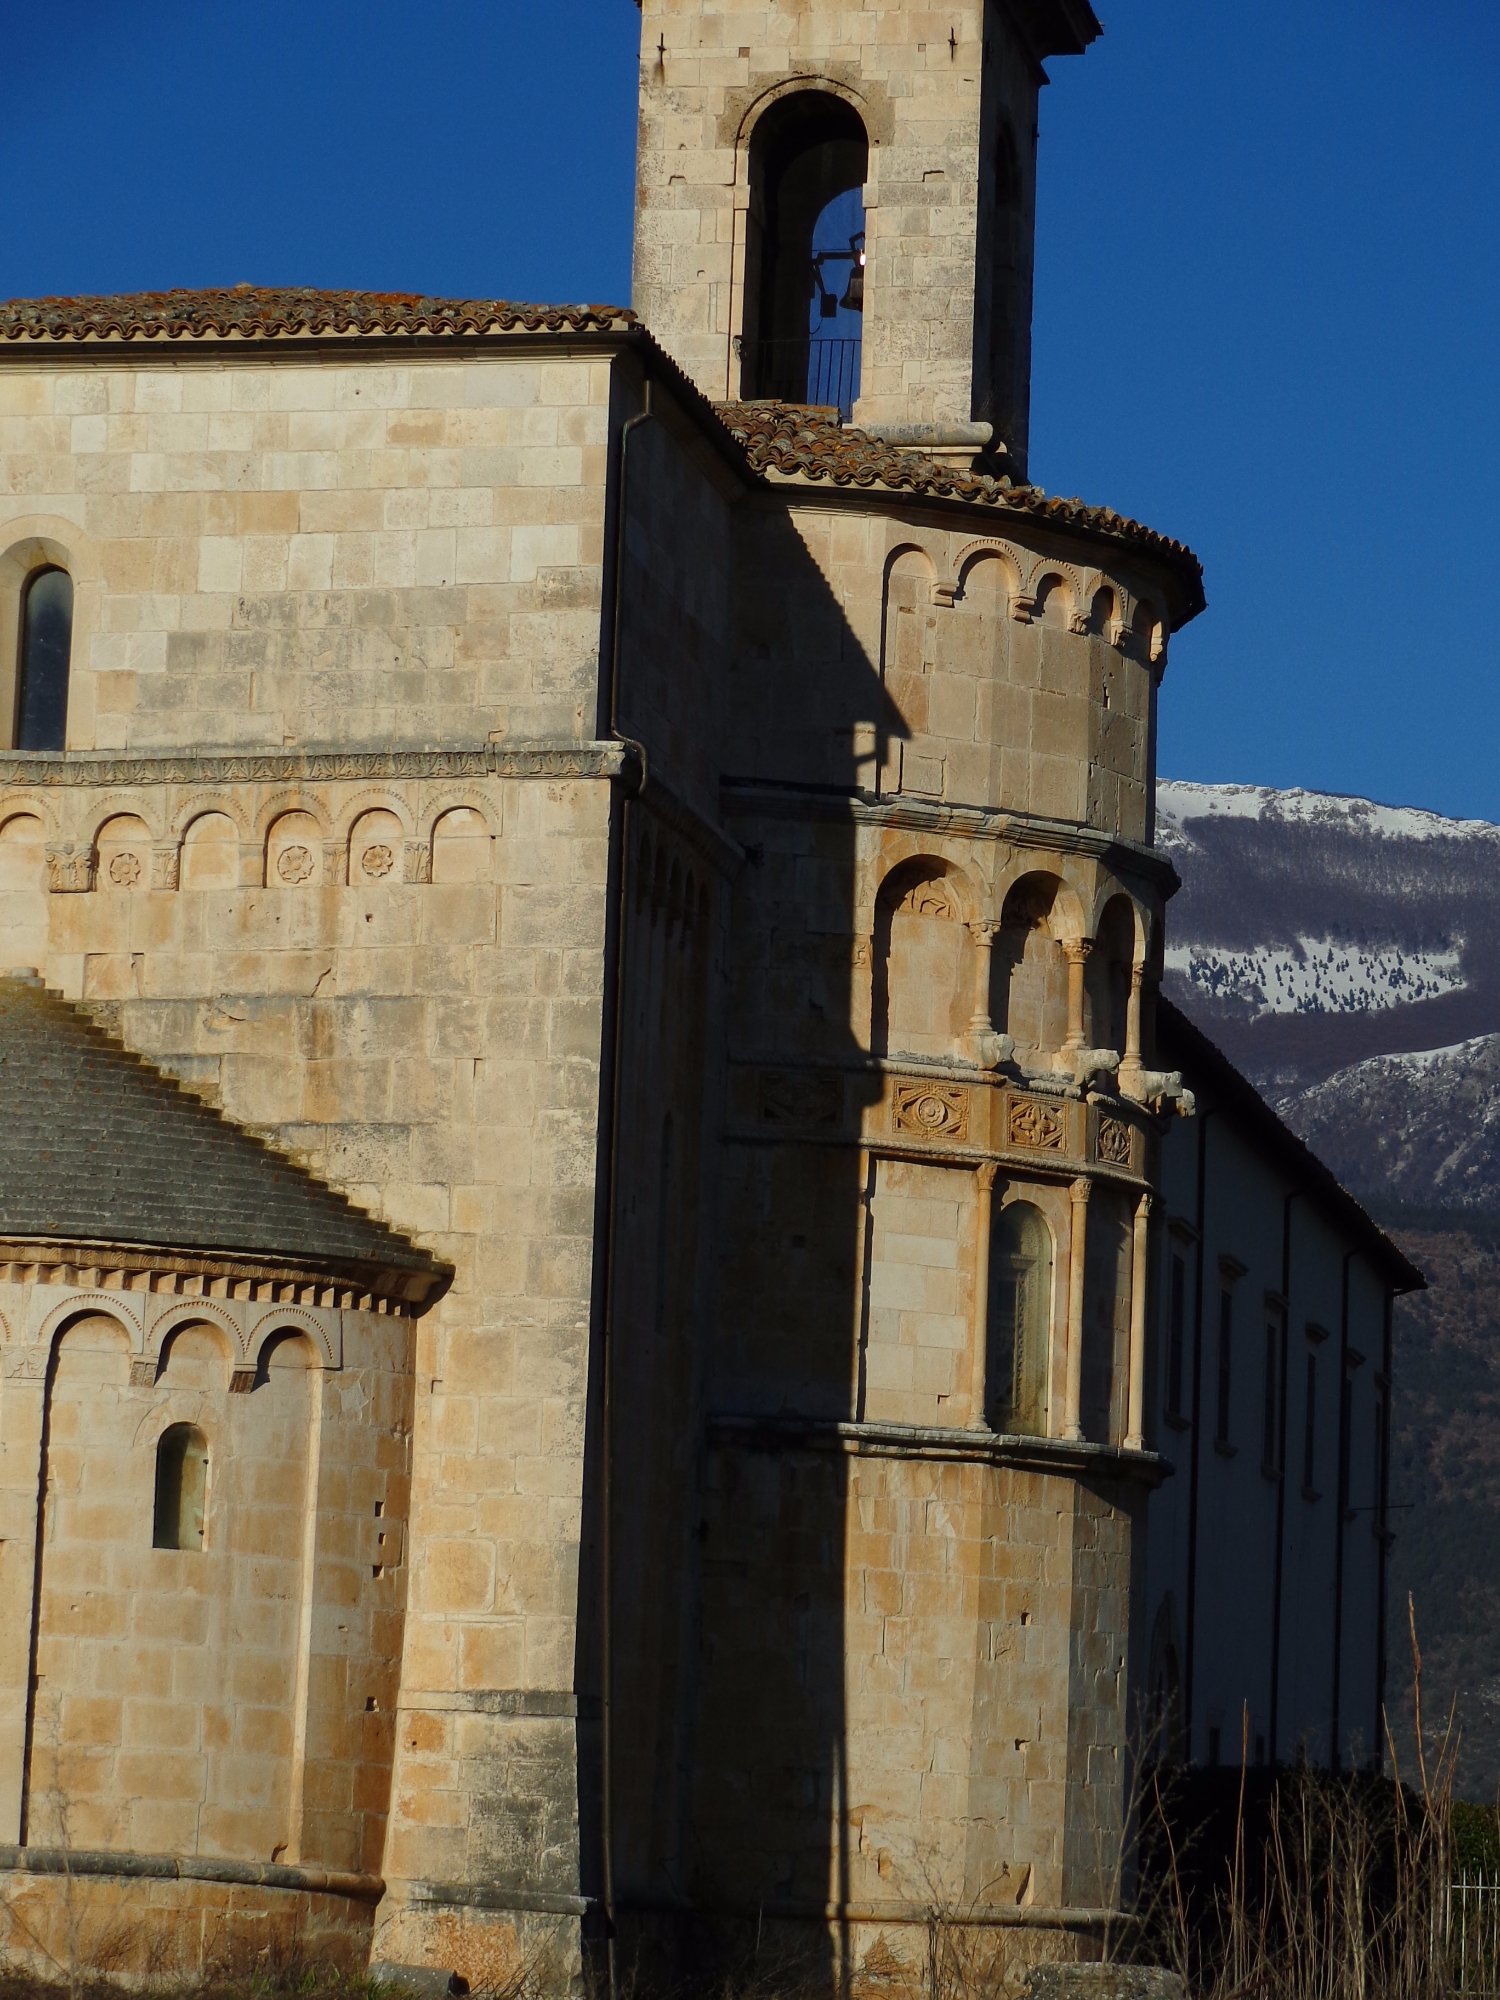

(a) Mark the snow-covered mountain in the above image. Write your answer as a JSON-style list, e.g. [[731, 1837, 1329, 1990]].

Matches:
[[1157, 778, 1500, 1135]]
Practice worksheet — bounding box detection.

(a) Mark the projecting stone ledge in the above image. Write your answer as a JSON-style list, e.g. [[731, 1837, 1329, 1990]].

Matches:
[[1025, 1969, 1185, 2000]]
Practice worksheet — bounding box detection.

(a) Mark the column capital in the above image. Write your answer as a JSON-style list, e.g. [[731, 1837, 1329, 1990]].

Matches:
[[1070, 1175, 1092, 1206], [967, 919, 1001, 946], [976, 1161, 1000, 1192], [1063, 937, 1094, 967]]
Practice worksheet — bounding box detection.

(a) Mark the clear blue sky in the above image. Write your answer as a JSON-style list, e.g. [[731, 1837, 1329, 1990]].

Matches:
[[4, 0, 1497, 817]]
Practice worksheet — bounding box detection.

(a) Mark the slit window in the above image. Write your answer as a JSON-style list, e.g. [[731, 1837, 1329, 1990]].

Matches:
[[15, 566, 73, 752], [153, 1423, 209, 1550], [1262, 1313, 1282, 1472], [1215, 1287, 1233, 1445], [989, 1201, 1052, 1437]]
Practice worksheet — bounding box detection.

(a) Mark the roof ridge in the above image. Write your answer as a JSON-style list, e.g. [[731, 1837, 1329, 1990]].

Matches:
[[0, 286, 636, 344]]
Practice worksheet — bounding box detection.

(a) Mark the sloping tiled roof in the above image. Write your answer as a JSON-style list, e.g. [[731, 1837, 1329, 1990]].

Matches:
[[718, 401, 1205, 612], [0, 285, 1202, 609], [0, 286, 635, 344], [0, 972, 448, 1297]]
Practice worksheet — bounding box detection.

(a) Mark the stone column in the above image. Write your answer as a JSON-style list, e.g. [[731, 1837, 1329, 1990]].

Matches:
[[967, 920, 999, 1050], [1063, 939, 1093, 1053], [1063, 1176, 1091, 1441], [1125, 965, 1144, 1068], [1125, 1191, 1153, 1452], [969, 1163, 999, 1425]]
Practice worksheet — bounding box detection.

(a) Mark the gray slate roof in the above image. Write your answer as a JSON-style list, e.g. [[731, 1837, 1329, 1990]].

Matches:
[[0, 971, 447, 1292]]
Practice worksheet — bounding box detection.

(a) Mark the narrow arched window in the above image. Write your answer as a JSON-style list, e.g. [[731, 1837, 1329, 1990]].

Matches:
[[153, 1423, 209, 1550], [989, 1202, 1052, 1436], [16, 566, 72, 751], [744, 93, 868, 416]]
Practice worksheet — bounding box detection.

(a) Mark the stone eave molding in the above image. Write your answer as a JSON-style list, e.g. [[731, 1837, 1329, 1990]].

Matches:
[[0, 1236, 446, 1312], [706, 1413, 1167, 1487]]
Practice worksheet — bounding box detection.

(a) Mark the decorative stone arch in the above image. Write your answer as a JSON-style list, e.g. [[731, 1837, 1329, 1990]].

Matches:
[[346, 804, 409, 888], [246, 1304, 338, 1371], [870, 853, 979, 1061], [90, 810, 156, 894], [169, 791, 252, 843], [868, 846, 982, 928], [429, 801, 494, 885], [262, 799, 330, 889], [992, 867, 1085, 1064], [334, 789, 415, 845], [1085, 579, 1123, 640], [1030, 563, 1085, 630], [38, 1293, 143, 1360], [177, 804, 247, 891], [88, 790, 164, 841], [0, 790, 60, 839], [153, 1318, 241, 1396], [146, 1298, 249, 1368], [253, 790, 333, 845], [731, 72, 886, 155], [953, 539, 1025, 608], [994, 858, 1087, 943]]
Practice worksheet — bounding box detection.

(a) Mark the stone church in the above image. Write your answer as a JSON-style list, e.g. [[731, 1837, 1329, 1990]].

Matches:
[[0, 0, 1419, 1989]]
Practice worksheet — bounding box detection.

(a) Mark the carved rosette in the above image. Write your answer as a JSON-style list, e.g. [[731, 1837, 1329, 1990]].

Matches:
[[1097, 1116, 1133, 1168], [892, 1082, 969, 1143], [1008, 1097, 1065, 1152]]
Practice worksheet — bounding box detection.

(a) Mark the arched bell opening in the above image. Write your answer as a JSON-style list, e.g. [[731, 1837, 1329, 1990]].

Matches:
[[742, 92, 869, 417]]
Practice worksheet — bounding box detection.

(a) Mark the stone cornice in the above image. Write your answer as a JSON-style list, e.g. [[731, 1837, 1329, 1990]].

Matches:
[[0, 1237, 440, 1312], [0, 740, 638, 790], [707, 1413, 1168, 1486], [720, 779, 1178, 892], [0, 1846, 383, 1905]]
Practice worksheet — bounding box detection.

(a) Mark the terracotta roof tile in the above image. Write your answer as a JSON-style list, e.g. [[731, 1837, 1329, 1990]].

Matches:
[[717, 401, 1205, 613], [0, 286, 1201, 610], [0, 285, 635, 344]]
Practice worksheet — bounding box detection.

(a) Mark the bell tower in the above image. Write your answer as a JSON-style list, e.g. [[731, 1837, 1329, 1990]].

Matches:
[[631, 0, 1100, 476]]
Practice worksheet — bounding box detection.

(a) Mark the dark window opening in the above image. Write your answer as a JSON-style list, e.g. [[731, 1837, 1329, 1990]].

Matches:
[[1262, 1317, 1282, 1471], [989, 1202, 1051, 1437], [1215, 1288, 1233, 1445], [153, 1423, 209, 1550], [16, 565, 72, 751], [1166, 1253, 1186, 1418], [1339, 1365, 1354, 1512], [1303, 1353, 1318, 1495], [743, 93, 868, 417]]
